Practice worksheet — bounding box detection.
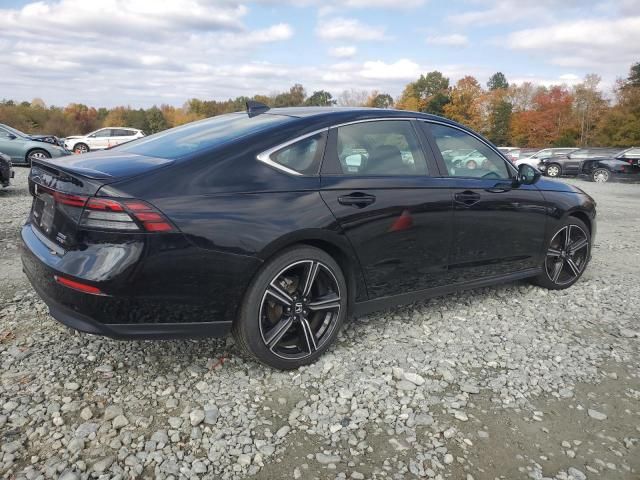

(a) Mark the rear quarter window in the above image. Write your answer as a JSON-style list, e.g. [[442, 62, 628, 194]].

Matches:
[[116, 113, 292, 159]]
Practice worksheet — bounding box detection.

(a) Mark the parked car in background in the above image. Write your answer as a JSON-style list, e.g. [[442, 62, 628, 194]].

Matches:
[[64, 127, 145, 153], [21, 104, 596, 369], [539, 147, 638, 182], [516, 147, 579, 168], [0, 124, 71, 166], [0, 152, 14, 187], [580, 147, 640, 182], [497, 147, 521, 162]]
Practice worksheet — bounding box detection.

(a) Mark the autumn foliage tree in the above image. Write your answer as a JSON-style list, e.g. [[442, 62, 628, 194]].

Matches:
[[443, 76, 483, 131]]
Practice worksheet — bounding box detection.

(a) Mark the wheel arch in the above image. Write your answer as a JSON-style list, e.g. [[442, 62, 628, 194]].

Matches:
[[25, 146, 50, 161], [257, 230, 368, 315], [567, 209, 592, 235]]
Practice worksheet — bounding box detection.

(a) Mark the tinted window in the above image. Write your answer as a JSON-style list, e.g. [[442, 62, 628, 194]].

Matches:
[[429, 123, 510, 179], [115, 113, 291, 159], [114, 129, 132, 136], [270, 133, 324, 175], [336, 121, 427, 176], [91, 129, 111, 138]]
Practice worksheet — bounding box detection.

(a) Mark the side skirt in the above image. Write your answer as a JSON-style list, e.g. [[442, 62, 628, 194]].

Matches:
[[351, 268, 541, 317]]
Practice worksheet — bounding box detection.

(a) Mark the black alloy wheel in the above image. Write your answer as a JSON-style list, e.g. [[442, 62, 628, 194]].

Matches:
[[233, 246, 347, 369], [533, 218, 590, 289]]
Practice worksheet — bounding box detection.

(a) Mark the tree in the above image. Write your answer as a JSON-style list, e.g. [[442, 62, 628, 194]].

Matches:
[[274, 84, 306, 107], [305, 90, 336, 106], [573, 74, 606, 146], [487, 72, 509, 91], [366, 92, 394, 109], [396, 71, 450, 115], [31, 98, 46, 109], [337, 89, 369, 107], [628, 62, 640, 87], [486, 90, 513, 145], [443, 76, 483, 130], [146, 106, 169, 133]]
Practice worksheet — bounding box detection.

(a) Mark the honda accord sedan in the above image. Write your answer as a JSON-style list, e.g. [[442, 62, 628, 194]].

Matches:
[[21, 104, 596, 369]]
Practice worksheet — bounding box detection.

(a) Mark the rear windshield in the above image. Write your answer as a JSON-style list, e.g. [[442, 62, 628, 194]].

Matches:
[[114, 113, 292, 159]]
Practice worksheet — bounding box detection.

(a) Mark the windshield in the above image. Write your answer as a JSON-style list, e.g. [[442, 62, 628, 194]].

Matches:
[[1, 124, 26, 137], [114, 113, 293, 159]]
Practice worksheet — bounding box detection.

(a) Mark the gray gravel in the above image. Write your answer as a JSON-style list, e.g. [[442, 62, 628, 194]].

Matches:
[[1, 168, 639, 479]]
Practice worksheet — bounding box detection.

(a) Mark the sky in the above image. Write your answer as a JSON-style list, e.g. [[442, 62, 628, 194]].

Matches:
[[0, 0, 639, 108]]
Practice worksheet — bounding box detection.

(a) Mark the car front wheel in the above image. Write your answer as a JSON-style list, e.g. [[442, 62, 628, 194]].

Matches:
[[74, 143, 89, 154], [531, 218, 591, 290], [233, 246, 347, 369], [546, 163, 561, 177], [27, 149, 51, 166], [590, 167, 610, 183]]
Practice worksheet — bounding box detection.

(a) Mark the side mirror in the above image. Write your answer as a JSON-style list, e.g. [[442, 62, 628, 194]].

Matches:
[[516, 163, 541, 185], [7, 133, 16, 140]]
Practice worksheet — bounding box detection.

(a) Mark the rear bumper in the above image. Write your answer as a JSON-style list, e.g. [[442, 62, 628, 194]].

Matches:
[[21, 222, 260, 339], [26, 269, 232, 339]]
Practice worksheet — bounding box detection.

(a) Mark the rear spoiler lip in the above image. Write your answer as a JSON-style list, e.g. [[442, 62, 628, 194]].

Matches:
[[32, 158, 115, 181]]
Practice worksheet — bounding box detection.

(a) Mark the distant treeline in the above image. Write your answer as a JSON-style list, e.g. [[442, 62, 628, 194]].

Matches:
[[1, 62, 639, 148]]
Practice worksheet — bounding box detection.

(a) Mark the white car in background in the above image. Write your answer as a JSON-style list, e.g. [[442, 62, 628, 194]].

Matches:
[[64, 127, 145, 153]]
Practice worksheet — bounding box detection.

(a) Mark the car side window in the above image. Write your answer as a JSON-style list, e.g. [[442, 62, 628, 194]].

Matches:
[[91, 129, 110, 138], [622, 148, 640, 158], [0, 128, 11, 138], [269, 132, 324, 175], [335, 121, 427, 176], [428, 123, 510, 179]]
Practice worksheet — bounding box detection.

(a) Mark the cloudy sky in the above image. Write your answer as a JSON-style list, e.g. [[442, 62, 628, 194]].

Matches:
[[1, 0, 639, 107]]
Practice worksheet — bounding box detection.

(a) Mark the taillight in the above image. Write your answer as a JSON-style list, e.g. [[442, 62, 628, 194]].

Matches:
[[79, 198, 176, 232], [54, 275, 104, 295]]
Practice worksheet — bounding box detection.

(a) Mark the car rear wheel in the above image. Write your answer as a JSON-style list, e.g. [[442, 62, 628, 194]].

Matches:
[[27, 149, 50, 166], [531, 218, 590, 290], [546, 163, 561, 177], [233, 246, 347, 369], [591, 167, 610, 183], [74, 143, 89, 154]]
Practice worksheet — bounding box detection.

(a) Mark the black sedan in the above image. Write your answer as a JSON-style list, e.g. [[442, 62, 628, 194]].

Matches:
[[21, 105, 596, 369], [540, 147, 640, 182]]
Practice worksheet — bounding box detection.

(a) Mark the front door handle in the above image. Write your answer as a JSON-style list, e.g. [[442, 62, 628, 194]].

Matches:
[[338, 192, 376, 208], [454, 190, 481, 206]]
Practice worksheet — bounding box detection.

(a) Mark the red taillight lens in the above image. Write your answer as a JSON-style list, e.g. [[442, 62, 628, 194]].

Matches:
[[53, 191, 88, 207], [79, 197, 176, 233], [54, 275, 104, 295], [122, 200, 175, 232]]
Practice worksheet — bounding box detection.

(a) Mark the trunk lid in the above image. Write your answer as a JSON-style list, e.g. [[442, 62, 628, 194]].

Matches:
[[28, 153, 173, 248]]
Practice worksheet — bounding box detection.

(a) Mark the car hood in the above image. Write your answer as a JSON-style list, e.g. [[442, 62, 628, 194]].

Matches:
[[64, 135, 83, 140], [535, 177, 589, 195]]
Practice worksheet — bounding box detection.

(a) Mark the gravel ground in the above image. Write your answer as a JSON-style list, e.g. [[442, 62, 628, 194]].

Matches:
[[1, 168, 639, 480]]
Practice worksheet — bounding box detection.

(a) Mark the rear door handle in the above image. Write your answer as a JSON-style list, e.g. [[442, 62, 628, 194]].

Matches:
[[338, 192, 376, 208], [454, 190, 481, 206]]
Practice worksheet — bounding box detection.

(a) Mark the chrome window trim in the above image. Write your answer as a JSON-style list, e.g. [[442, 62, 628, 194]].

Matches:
[[419, 118, 518, 176], [256, 127, 328, 176]]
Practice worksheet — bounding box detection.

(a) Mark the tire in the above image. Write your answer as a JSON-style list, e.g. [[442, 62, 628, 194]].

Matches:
[[26, 149, 50, 166], [233, 246, 347, 369], [74, 143, 89, 154], [590, 167, 610, 183], [531, 217, 591, 290], [546, 163, 561, 177]]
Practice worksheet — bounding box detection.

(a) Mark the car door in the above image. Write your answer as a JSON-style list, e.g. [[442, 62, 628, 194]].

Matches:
[[87, 128, 112, 150], [109, 129, 129, 147], [0, 127, 25, 162], [423, 121, 547, 283], [558, 151, 582, 174], [320, 119, 453, 299]]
